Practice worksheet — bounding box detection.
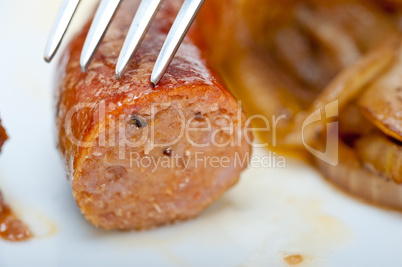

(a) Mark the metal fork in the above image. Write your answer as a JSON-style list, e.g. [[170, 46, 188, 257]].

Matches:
[[44, 0, 205, 85]]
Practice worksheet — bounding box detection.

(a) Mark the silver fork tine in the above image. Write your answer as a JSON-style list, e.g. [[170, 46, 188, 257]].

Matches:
[[44, 0, 81, 62], [80, 0, 122, 72], [115, 0, 164, 79], [151, 0, 205, 85]]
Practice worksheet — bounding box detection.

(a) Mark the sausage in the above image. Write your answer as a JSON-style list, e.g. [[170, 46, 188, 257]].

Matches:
[[56, 0, 252, 230]]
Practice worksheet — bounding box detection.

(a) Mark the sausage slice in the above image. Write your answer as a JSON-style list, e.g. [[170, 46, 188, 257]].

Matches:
[[56, 0, 252, 230]]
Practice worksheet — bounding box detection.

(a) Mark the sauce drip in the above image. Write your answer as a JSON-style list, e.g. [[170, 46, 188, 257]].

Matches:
[[0, 194, 31, 241]]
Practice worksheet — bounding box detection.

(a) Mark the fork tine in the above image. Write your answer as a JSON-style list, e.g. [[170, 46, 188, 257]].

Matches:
[[80, 0, 122, 72], [151, 0, 205, 85], [44, 0, 81, 63], [115, 0, 164, 79]]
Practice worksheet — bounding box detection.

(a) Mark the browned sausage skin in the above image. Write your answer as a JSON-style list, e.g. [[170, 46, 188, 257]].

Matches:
[[56, 0, 252, 230]]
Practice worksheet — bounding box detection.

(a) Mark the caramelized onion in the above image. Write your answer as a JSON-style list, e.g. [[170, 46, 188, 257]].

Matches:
[[284, 37, 397, 147], [355, 133, 402, 184], [359, 40, 402, 142], [339, 103, 376, 137], [316, 135, 402, 211], [295, 4, 361, 68], [311, 37, 398, 115]]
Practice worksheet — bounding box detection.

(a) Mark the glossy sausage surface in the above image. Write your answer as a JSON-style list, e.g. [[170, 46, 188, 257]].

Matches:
[[56, 0, 252, 230]]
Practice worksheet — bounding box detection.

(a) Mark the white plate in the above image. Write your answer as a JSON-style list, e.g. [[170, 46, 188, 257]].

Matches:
[[0, 1, 401, 266]]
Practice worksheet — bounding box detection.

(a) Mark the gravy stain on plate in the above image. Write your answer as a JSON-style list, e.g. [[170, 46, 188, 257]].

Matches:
[[0, 198, 32, 242], [5, 200, 58, 240], [283, 254, 304, 265]]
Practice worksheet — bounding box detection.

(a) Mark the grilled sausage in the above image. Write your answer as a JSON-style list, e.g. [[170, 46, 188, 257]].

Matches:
[[56, 0, 252, 230]]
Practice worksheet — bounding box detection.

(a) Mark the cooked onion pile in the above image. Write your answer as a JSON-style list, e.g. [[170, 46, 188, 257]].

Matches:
[[196, 0, 402, 209]]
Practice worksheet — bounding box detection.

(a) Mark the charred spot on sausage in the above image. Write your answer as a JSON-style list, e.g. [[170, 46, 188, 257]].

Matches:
[[129, 114, 148, 128], [163, 148, 173, 157], [194, 112, 205, 121]]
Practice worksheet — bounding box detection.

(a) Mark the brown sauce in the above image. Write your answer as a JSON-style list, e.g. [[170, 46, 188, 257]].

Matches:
[[0, 195, 32, 241], [284, 254, 304, 265]]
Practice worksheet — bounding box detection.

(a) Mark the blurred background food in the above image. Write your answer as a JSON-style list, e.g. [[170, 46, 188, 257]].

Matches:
[[195, 0, 402, 209]]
